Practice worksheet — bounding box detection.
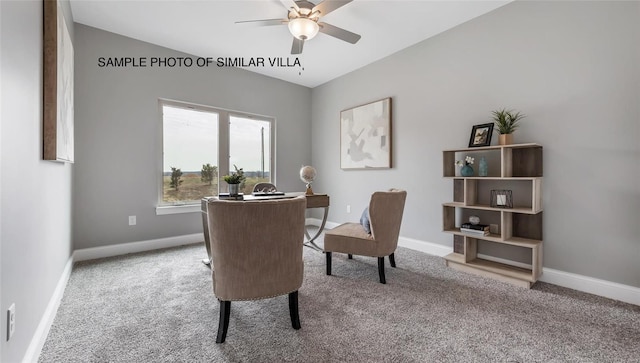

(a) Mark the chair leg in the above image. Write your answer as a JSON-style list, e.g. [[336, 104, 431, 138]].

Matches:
[[288, 291, 301, 330], [389, 253, 396, 268], [216, 300, 231, 343], [378, 257, 386, 284], [326, 252, 332, 275], [348, 254, 353, 259]]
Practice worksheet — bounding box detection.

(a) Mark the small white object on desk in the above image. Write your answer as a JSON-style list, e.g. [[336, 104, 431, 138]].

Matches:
[[300, 165, 317, 195]]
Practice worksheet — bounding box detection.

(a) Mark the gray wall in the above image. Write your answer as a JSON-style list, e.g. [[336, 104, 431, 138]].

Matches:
[[73, 25, 312, 249], [311, 1, 640, 287], [1, 1, 74, 361]]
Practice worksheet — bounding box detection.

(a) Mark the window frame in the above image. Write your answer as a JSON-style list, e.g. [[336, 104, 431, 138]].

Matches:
[[156, 99, 276, 215]]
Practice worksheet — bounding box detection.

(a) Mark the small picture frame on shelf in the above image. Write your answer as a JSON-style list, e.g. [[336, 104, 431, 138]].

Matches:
[[490, 190, 513, 208], [468, 123, 494, 147]]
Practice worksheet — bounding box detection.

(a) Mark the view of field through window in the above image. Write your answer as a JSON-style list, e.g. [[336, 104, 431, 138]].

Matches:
[[230, 115, 271, 194], [162, 105, 219, 203], [161, 104, 272, 204]]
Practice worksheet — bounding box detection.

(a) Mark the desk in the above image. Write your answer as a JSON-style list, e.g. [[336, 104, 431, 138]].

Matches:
[[302, 194, 330, 251], [201, 193, 330, 265]]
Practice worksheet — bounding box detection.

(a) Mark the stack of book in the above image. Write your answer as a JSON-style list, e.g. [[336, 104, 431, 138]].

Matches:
[[218, 193, 244, 200], [460, 223, 490, 236]]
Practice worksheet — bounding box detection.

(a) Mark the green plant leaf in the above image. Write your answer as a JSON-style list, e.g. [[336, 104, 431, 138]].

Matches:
[[492, 108, 525, 134]]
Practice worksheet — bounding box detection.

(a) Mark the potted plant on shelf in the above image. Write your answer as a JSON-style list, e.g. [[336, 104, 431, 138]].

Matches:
[[492, 108, 526, 145], [223, 164, 245, 196]]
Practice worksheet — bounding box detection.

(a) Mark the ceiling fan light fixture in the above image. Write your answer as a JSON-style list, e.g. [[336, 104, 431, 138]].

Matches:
[[288, 18, 319, 40]]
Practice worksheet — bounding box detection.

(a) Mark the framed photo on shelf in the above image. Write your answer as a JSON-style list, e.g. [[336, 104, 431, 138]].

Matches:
[[468, 123, 493, 148], [340, 97, 392, 169], [490, 190, 513, 208]]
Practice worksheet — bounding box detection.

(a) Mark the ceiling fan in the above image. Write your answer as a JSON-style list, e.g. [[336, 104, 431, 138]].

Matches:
[[236, 0, 361, 55]]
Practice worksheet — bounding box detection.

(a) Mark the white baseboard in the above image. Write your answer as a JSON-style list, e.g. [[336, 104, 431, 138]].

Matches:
[[400, 240, 639, 305], [22, 255, 74, 363], [305, 217, 321, 227], [307, 218, 339, 229], [73, 233, 204, 262], [324, 221, 340, 229], [539, 268, 639, 306], [398, 236, 452, 257], [315, 218, 639, 306]]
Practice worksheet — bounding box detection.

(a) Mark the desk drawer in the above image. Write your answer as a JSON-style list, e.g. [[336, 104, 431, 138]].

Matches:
[[306, 194, 329, 208]]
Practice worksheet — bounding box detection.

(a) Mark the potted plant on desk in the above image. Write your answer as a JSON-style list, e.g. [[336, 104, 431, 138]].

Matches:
[[223, 165, 245, 196]]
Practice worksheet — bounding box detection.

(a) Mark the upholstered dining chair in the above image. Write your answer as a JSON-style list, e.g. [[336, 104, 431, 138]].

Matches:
[[205, 195, 307, 343], [252, 182, 278, 193], [323, 189, 407, 284]]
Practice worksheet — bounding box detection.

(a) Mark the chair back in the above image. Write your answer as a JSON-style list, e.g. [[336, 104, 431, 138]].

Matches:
[[206, 196, 306, 301], [252, 182, 278, 193], [369, 189, 407, 256]]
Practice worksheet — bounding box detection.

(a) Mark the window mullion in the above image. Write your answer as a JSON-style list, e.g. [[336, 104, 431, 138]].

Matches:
[[218, 111, 230, 194]]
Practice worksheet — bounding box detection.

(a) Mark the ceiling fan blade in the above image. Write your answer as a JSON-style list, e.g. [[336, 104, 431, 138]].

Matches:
[[312, 0, 353, 16], [280, 0, 299, 12], [235, 19, 287, 26], [291, 37, 304, 54], [318, 22, 361, 44]]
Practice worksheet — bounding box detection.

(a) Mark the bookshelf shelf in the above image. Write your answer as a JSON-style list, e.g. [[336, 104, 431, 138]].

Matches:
[[443, 228, 541, 248], [442, 202, 540, 215], [444, 254, 535, 288], [442, 143, 543, 288]]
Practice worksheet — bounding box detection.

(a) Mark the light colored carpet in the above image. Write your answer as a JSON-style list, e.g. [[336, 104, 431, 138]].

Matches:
[[39, 242, 639, 362]]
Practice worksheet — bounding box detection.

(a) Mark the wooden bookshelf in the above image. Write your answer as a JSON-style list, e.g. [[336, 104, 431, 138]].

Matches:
[[442, 143, 543, 288]]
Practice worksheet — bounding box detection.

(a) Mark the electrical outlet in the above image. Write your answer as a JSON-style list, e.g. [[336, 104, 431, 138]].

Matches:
[[346, 205, 351, 213], [7, 303, 15, 341], [128, 215, 136, 226]]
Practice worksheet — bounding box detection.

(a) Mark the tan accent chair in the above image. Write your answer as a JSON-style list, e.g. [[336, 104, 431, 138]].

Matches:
[[323, 189, 407, 284], [206, 196, 307, 343]]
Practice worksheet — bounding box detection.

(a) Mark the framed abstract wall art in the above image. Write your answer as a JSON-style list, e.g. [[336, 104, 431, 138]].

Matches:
[[44, 0, 74, 162], [340, 98, 392, 169]]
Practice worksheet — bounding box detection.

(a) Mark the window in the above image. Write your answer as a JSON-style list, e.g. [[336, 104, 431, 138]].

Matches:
[[161, 104, 219, 205], [230, 115, 271, 188], [158, 100, 274, 212]]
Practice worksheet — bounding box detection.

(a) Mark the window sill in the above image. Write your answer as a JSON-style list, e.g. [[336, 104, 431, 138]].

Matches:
[[156, 204, 200, 215]]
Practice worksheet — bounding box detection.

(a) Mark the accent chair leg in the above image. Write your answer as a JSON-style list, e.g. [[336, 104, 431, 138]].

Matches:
[[289, 291, 301, 330], [348, 254, 353, 259], [378, 257, 386, 284], [389, 253, 396, 268], [326, 252, 332, 275], [216, 300, 231, 343]]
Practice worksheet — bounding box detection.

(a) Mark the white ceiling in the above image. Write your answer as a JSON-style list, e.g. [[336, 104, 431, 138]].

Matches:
[[70, 0, 510, 88]]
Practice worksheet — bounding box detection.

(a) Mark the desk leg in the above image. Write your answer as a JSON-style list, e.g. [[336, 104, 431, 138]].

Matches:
[[304, 206, 328, 252], [201, 203, 212, 267]]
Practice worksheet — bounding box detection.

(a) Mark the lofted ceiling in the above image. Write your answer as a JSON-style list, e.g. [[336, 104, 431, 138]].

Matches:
[[70, 0, 511, 88]]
